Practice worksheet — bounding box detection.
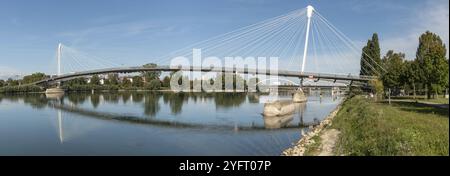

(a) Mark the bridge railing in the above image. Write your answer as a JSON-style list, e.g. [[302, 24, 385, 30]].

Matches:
[[32, 65, 377, 86]]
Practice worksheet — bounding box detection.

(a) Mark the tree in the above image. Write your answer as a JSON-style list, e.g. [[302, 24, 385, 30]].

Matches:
[[90, 75, 100, 85], [360, 33, 382, 76], [142, 63, 161, 81], [65, 77, 87, 86], [416, 31, 448, 98], [22, 72, 48, 84], [6, 78, 19, 86], [132, 76, 144, 87], [121, 78, 132, 88], [162, 76, 171, 88], [369, 79, 384, 101], [107, 73, 119, 85], [401, 60, 420, 98], [381, 50, 405, 94], [0, 80, 4, 87], [145, 79, 161, 90]]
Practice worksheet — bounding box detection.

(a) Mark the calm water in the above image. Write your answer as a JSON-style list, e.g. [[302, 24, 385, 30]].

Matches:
[[0, 91, 342, 156]]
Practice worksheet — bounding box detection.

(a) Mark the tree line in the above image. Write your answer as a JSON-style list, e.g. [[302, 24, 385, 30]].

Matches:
[[0, 64, 169, 93], [361, 31, 449, 99], [0, 63, 258, 93]]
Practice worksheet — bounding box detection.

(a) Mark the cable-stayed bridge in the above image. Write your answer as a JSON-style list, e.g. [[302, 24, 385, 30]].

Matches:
[[30, 5, 381, 88]]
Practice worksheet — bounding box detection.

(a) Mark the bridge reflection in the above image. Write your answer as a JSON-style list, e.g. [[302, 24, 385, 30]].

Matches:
[[46, 99, 311, 131]]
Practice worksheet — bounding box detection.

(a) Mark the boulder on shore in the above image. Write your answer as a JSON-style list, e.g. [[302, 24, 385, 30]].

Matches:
[[293, 89, 307, 103], [263, 100, 295, 117]]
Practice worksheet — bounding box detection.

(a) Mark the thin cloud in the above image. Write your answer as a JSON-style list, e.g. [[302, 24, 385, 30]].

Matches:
[[57, 21, 183, 47], [381, 0, 449, 59], [0, 66, 24, 79]]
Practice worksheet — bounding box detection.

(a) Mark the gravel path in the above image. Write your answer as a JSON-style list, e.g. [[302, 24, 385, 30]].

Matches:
[[318, 129, 340, 156]]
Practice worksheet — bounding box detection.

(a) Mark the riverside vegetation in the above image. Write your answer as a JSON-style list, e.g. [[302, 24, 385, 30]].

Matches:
[[298, 95, 448, 156], [335, 96, 448, 155], [288, 31, 449, 156]]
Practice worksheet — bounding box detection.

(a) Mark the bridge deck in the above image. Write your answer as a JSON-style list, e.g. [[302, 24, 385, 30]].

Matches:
[[33, 65, 376, 85]]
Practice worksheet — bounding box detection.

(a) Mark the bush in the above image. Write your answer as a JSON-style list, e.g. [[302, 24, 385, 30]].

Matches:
[[145, 79, 161, 90], [0, 85, 44, 93]]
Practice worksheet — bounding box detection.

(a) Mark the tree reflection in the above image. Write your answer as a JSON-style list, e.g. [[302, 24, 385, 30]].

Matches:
[[23, 94, 48, 109], [132, 92, 144, 103], [247, 93, 260, 103], [67, 93, 88, 105], [90, 94, 100, 108], [103, 93, 120, 104], [164, 93, 187, 115], [143, 92, 161, 117], [214, 93, 246, 109], [122, 92, 131, 104]]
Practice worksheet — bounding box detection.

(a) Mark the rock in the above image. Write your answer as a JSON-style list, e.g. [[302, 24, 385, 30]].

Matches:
[[263, 100, 295, 117], [293, 89, 307, 103], [282, 103, 344, 156]]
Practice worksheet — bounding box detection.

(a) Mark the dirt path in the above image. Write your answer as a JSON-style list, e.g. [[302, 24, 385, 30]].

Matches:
[[283, 103, 342, 156], [318, 129, 340, 156]]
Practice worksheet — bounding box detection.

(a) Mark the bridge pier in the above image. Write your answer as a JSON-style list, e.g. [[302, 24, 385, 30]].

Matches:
[[293, 88, 307, 103], [45, 87, 65, 95], [263, 100, 295, 117]]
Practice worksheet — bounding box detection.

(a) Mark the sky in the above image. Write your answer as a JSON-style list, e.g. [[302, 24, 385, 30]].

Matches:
[[0, 0, 448, 78]]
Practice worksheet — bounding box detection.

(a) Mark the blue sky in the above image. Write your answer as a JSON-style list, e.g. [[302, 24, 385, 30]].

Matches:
[[0, 0, 448, 78]]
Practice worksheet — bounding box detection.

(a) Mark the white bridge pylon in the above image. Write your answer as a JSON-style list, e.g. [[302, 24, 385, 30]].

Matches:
[[301, 5, 314, 73]]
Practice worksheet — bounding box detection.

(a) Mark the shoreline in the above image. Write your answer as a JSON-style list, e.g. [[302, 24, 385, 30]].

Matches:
[[0, 89, 273, 94], [282, 98, 344, 156]]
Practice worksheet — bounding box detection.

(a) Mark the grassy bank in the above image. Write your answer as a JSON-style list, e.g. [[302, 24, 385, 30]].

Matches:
[[331, 96, 449, 156]]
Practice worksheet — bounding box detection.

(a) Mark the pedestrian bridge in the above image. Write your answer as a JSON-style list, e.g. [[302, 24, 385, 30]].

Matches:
[[32, 65, 376, 86]]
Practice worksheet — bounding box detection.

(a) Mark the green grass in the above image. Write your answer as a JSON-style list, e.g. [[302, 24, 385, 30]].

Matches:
[[421, 98, 449, 104], [332, 96, 449, 156], [303, 135, 322, 156], [392, 95, 449, 104]]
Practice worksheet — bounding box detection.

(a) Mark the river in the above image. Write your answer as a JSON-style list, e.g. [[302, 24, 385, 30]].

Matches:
[[0, 91, 342, 155]]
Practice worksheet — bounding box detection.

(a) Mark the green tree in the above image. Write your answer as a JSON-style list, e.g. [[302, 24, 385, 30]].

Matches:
[[22, 72, 48, 84], [401, 60, 421, 98], [90, 75, 100, 85], [121, 78, 132, 88], [145, 79, 161, 90], [6, 78, 19, 86], [369, 79, 384, 101], [132, 76, 144, 87], [416, 31, 448, 98], [142, 63, 161, 81], [65, 77, 87, 86], [0, 80, 4, 87], [162, 76, 171, 88], [107, 73, 119, 85], [381, 50, 405, 94], [360, 33, 382, 76]]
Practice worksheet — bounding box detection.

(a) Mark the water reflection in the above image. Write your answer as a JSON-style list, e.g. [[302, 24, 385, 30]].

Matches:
[[262, 101, 309, 129], [1, 92, 340, 129], [0, 91, 343, 155], [90, 94, 100, 108], [144, 93, 161, 117], [263, 114, 294, 129]]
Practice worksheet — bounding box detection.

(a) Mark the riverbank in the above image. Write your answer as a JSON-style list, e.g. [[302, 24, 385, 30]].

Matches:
[[284, 95, 449, 156], [282, 100, 343, 156]]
